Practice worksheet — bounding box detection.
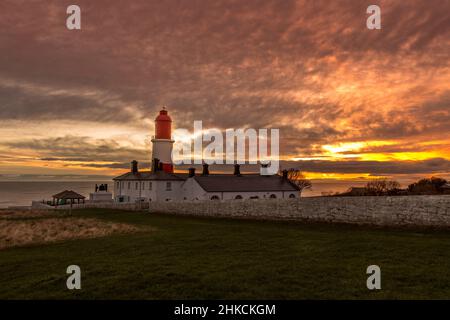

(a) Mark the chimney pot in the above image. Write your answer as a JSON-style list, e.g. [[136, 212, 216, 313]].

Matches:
[[282, 169, 288, 179], [202, 163, 209, 175], [152, 158, 160, 172], [131, 160, 138, 174], [188, 167, 196, 177], [234, 164, 241, 176]]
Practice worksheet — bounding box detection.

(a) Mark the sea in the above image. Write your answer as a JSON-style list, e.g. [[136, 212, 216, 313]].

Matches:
[[0, 179, 371, 208], [0, 180, 112, 209]]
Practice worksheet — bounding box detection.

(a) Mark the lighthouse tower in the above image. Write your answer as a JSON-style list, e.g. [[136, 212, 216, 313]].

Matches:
[[151, 108, 174, 173]]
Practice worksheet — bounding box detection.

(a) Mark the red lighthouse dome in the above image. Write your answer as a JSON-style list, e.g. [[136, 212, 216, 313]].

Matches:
[[155, 108, 172, 139]]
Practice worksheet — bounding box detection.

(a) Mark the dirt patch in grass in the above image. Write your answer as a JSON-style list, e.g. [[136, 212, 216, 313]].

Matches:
[[0, 217, 143, 250]]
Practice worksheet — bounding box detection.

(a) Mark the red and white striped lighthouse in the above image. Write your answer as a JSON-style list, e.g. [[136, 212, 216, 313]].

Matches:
[[151, 108, 174, 173]]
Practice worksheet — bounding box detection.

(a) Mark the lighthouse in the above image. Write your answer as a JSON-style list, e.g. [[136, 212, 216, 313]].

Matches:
[[113, 107, 300, 203], [151, 108, 174, 173]]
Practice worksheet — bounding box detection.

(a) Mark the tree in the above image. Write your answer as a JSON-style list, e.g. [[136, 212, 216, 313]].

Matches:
[[408, 177, 447, 195], [285, 168, 312, 195], [366, 179, 400, 196], [385, 180, 401, 195]]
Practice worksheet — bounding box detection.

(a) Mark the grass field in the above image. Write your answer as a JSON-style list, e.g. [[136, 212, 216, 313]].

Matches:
[[1, 208, 450, 299]]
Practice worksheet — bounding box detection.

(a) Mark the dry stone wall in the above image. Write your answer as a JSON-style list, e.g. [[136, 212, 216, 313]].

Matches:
[[147, 195, 450, 227]]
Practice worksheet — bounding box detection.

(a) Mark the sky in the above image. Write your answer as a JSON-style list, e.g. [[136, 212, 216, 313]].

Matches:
[[0, 0, 449, 183]]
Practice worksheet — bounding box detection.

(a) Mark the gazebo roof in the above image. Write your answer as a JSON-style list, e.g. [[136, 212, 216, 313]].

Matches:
[[52, 190, 86, 200]]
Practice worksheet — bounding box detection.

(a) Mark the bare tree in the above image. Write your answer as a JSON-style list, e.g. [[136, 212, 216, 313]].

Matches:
[[366, 179, 400, 196], [285, 168, 312, 195]]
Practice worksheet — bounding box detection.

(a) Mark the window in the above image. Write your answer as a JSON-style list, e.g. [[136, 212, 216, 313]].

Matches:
[[128, 182, 130, 190], [135, 182, 139, 189], [250, 196, 259, 199], [116, 182, 120, 189], [235, 195, 243, 200], [270, 194, 277, 199], [149, 182, 152, 190], [210, 195, 220, 200], [289, 193, 296, 198], [166, 182, 172, 191]]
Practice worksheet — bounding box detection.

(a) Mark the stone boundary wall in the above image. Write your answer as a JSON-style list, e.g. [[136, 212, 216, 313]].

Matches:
[[31, 201, 148, 211], [148, 195, 450, 227]]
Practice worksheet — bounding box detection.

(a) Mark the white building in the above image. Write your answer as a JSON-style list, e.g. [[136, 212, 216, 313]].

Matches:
[[113, 109, 300, 202]]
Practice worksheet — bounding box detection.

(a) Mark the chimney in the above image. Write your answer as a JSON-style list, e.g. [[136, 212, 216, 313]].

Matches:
[[234, 164, 241, 176], [152, 158, 160, 172], [131, 160, 138, 174], [260, 163, 269, 176], [282, 169, 288, 179], [202, 163, 209, 175], [188, 168, 196, 177]]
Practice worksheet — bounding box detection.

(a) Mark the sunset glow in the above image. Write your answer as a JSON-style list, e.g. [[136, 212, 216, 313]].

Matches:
[[0, 0, 448, 181]]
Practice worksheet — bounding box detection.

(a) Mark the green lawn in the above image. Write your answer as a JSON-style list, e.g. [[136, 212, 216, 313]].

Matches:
[[1, 209, 450, 299]]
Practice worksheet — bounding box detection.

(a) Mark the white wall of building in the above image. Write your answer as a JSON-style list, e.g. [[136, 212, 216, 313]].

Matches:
[[152, 180, 184, 202], [115, 177, 298, 203], [114, 180, 185, 203], [202, 191, 298, 200], [180, 178, 209, 200], [180, 178, 298, 201]]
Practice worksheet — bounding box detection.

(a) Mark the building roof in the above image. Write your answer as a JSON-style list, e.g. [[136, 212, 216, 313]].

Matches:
[[113, 170, 299, 193], [113, 170, 185, 181], [193, 174, 300, 192], [52, 190, 86, 199]]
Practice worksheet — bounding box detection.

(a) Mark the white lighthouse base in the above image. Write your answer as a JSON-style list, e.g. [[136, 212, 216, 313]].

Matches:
[[151, 138, 174, 164]]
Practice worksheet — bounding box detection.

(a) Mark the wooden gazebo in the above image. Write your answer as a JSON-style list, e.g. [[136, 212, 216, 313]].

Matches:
[[52, 190, 85, 208]]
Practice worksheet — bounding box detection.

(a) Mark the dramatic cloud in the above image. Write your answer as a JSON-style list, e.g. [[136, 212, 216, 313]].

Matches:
[[0, 0, 449, 179]]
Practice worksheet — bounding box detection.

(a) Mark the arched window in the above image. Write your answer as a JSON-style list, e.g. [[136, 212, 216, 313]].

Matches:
[[270, 194, 277, 199], [235, 195, 243, 200], [289, 193, 296, 198], [210, 195, 220, 200]]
